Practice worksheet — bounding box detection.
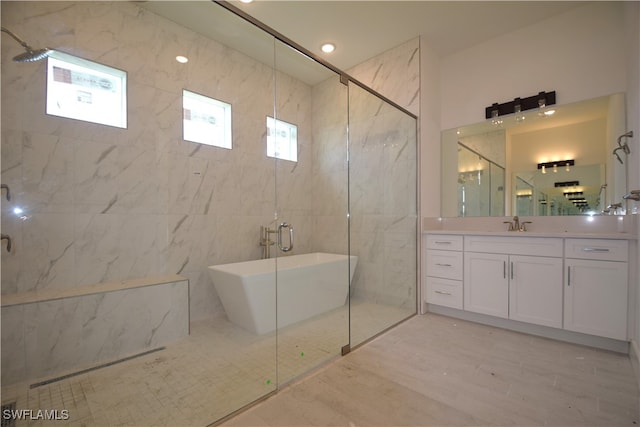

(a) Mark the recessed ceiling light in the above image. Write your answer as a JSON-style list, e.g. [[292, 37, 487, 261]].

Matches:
[[321, 43, 335, 53], [176, 55, 189, 64], [240, 0, 253, 3]]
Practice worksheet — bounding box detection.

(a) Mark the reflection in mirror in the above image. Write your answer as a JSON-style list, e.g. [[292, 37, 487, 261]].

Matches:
[[442, 93, 627, 217]]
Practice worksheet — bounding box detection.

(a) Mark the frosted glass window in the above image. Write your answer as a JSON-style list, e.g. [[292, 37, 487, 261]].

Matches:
[[267, 116, 297, 162], [183, 90, 232, 149], [46, 51, 127, 128]]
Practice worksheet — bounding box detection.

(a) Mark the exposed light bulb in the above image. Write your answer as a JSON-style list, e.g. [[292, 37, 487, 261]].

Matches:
[[541, 165, 546, 174]]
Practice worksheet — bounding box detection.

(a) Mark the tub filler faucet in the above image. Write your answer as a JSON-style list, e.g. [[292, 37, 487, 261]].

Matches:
[[260, 225, 276, 259], [260, 222, 295, 259]]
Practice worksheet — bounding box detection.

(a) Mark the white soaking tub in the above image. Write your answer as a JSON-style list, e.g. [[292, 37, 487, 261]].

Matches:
[[208, 253, 357, 334]]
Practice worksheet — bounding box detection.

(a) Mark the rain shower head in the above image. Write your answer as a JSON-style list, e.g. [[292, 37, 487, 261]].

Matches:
[[1, 27, 52, 62]]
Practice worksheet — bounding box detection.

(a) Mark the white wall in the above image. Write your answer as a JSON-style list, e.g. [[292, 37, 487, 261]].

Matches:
[[440, 2, 627, 131], [622, 1, 640, 364]]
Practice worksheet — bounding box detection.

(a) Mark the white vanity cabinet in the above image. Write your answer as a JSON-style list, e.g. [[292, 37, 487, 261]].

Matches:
[[424, 235, 463, 310], [463, 236, 563, 327], [564, 239, 629, 340]]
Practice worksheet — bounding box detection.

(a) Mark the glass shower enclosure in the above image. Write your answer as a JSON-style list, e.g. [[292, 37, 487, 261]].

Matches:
[[0, 1, 417, 425]]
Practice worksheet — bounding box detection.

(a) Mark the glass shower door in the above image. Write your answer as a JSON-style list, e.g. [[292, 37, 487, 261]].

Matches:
[[273, 40, 350, 384], [347, 83, 418, 347]]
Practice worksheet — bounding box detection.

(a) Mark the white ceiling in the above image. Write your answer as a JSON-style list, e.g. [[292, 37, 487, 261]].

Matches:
[[230, 1, 587, 70], [142, 1, 588, 85]]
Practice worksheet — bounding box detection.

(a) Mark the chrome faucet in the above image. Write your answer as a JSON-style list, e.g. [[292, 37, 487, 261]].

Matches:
[[259, 225, 276, 259], [503, 216, 532, 232]]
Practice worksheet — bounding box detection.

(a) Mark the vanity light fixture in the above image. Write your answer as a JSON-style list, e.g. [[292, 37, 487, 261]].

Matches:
[[485, 91, 556, 120], [514, 98, 525, 123], [321, 43, 335, 53], [538, 159, 574, 174], [554, 180, 580, 188], [490, 107, 503, 126]]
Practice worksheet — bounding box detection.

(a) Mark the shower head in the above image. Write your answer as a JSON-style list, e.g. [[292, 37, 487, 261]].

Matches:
[[1, 27, 52, 62], [12, 47, 52, 63]]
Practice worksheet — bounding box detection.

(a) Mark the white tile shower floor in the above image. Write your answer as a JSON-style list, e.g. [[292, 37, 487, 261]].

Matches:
[[1, 300, 413, 427]]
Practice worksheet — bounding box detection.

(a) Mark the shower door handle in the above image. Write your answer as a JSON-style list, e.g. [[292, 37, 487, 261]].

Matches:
[[278, 222, 293, 252]]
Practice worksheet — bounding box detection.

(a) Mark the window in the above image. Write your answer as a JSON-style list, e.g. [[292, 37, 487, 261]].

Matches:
[[183, 90, 232, 149], [266, 116, 297, 162], [46, 51, 127, 128]]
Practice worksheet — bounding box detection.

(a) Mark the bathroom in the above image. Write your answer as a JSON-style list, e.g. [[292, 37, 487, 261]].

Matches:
[[1, 1, 417, 425], [1, 1, 639, 426]]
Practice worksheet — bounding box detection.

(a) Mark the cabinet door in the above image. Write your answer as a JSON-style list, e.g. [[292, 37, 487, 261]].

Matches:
[[509, 255, 563, 328], [564, 259, 628, 340], [464, 252, 508, 318]]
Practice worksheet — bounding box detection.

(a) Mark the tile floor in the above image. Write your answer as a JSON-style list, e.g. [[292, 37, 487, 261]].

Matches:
[[222, 313, 640, 427], [1, 300, 412, 426]]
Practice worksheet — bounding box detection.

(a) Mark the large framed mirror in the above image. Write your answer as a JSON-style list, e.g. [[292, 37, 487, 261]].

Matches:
[[441, 93, 627, 217]]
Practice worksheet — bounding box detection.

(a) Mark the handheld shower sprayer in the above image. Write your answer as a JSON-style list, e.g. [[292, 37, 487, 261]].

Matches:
[[613, 131, 633, 164], [1, 27, 52, 62]]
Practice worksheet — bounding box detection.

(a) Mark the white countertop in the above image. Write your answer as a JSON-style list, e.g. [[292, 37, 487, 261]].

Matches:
[[422, 229, 635, 240]]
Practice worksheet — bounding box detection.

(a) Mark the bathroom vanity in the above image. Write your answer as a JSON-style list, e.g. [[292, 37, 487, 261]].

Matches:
[[423, 228, 634, 352]]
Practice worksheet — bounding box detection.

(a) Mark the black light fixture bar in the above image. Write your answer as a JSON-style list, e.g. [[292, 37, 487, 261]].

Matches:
[[554, 180, 580, 188], [538, 159, 574, 170], [485, 91, 556, 119]]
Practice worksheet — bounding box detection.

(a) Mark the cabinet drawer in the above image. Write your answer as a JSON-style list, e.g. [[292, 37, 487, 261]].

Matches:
[[426, 250, 463, 280], [426, 234, 463, 251], [565, 239, 628, 262], [425, 277, 463, 310], [464, 235, 562, 257]]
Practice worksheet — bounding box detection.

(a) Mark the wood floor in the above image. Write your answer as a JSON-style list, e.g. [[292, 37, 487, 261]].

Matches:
[[221, 313, 639, 426]]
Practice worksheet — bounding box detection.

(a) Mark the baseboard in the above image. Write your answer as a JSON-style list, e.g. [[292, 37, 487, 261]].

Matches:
[[427, 304, 630, 353]]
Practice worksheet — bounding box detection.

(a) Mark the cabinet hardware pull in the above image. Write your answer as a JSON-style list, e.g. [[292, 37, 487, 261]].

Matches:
[[435, 263, 452, 267], [435, 290, 452, 296], [503, 261, 506, 279], [568, 266, 571, 286], [582, 247, 609, 252], [434, 241, 452, 244], [510, 261, 514, 280]]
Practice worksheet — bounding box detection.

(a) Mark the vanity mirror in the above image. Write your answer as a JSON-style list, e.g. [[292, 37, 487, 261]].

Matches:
[[441, 93, 627, 217]]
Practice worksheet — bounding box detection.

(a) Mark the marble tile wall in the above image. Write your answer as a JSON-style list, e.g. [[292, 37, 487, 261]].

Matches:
[[0, 2, 313, 322], [1, 278, 189, 385], [1, 1, 418, 328], [345, 39, 420, 308]]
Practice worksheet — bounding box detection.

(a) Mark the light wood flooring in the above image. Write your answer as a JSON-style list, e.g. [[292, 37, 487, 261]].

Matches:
[[221, 313, 640, 427]]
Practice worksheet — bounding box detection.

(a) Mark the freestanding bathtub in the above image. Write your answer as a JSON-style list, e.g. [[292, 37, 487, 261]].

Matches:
[[208, 253, 357, 334]]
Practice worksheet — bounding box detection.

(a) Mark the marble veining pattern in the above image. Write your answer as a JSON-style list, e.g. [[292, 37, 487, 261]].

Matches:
[[1, 1, 417, 323], [1, 279, 188, 385]]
